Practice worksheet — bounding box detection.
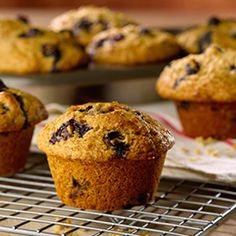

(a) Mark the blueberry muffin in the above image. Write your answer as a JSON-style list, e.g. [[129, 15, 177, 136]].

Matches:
[[50, 6, 136, 46], [156, 45, 236, 139], [0, 18, 87, 74], [37, 101, 174, 210], [0, 79, 48, 175], [177, 16, 236, 54], [0, 17, 30, 36], [87, 25, 181, 65]]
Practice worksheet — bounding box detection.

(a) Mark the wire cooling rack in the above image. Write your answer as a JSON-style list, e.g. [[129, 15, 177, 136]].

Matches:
[[0, 153, 236, 236]]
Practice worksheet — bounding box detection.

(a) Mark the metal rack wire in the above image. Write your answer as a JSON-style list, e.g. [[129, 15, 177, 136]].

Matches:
[[0, 153, 236, 236]]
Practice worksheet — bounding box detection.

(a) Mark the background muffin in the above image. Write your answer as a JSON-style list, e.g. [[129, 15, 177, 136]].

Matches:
[[37, 101, 174, 210], [156, 45, 236, 139], [177, 16, 236, 54], [50, 6, 136, 46], [87, 25, 181, 65], [0, 79, 48, 175], [0, 18, 87, 74]]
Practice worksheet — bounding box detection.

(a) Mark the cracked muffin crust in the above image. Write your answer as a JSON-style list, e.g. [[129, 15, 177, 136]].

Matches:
[[0, 79, 48, 175], [0, 79, 48, 132], [0, 18, 87, 74], [87, 25, 181, 65], [37, 101, 174, 161], [156, 45, 236, 139], [50, 6, 136, 46], [177, 16, 236, 54], [156, 45, 236, 102], [37, 101, 174, 210]]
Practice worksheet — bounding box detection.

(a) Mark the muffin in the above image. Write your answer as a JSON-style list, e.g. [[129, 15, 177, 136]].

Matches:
[[156, 45, 236, 139], [0, 18, 87, 74], [87, 25, 181, 65], [37, 102, 174, 210], [50, 6, 136, 46], [177, 16, 236, 54], [0, 79, 48, 175]]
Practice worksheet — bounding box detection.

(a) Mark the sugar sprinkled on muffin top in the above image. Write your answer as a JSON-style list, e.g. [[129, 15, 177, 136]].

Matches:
[[37, 101, 174, 161]]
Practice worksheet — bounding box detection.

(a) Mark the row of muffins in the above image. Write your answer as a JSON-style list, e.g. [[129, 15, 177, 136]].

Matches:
[[0, 8, 235, 211], [51, 8, 236, 57], [0, 6, 181, 74], [0, 44, 235, 210], [1, 6, 236, 74], [0, 79, 174, 210]]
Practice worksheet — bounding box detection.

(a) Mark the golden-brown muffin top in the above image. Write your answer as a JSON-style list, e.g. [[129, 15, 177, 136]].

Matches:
[[50, 5, 136, 46], [0, 18, 87, 74], [37, 102, 174, 161], [156, 45, 236, 102], [0, 17, 29, 37], [177, 16, 236, 53], [0, 80, 48, 132], [86, 25, 181, 65]]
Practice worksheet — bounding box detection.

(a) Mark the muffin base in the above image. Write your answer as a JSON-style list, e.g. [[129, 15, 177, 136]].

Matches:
[[175, 101, 236, 139], [0, 127, 34, 176], [47, 154, 166, 211]]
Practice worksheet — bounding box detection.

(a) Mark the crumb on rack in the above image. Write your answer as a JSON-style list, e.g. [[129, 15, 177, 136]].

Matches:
[[195, 137, 216, 145], [193, 148, 202, 155], [54, 218, 87, 235], [189, 156, 199, 162], [109, 227, 149, 236], [181, 147, 190, 153], [206, 147, 219, 157]]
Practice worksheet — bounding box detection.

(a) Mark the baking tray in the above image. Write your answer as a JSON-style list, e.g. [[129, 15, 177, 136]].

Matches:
[[1, 63, 168, 104], [1, 63, 167, 87], [0, 153, 235, 236]]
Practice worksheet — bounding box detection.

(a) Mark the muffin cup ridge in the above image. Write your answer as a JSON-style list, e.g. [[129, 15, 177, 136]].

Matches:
[[47, 153, 167, 211], [0, 126, 34, 176], [175, 101, 236, 139]]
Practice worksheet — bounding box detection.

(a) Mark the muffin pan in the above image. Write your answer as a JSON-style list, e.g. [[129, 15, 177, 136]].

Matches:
[[1, 63, 166, 87], [0, 63, 167, 104]]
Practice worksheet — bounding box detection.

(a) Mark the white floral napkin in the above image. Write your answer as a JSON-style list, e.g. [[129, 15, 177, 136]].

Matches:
[[32, 102, 236, 185]]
